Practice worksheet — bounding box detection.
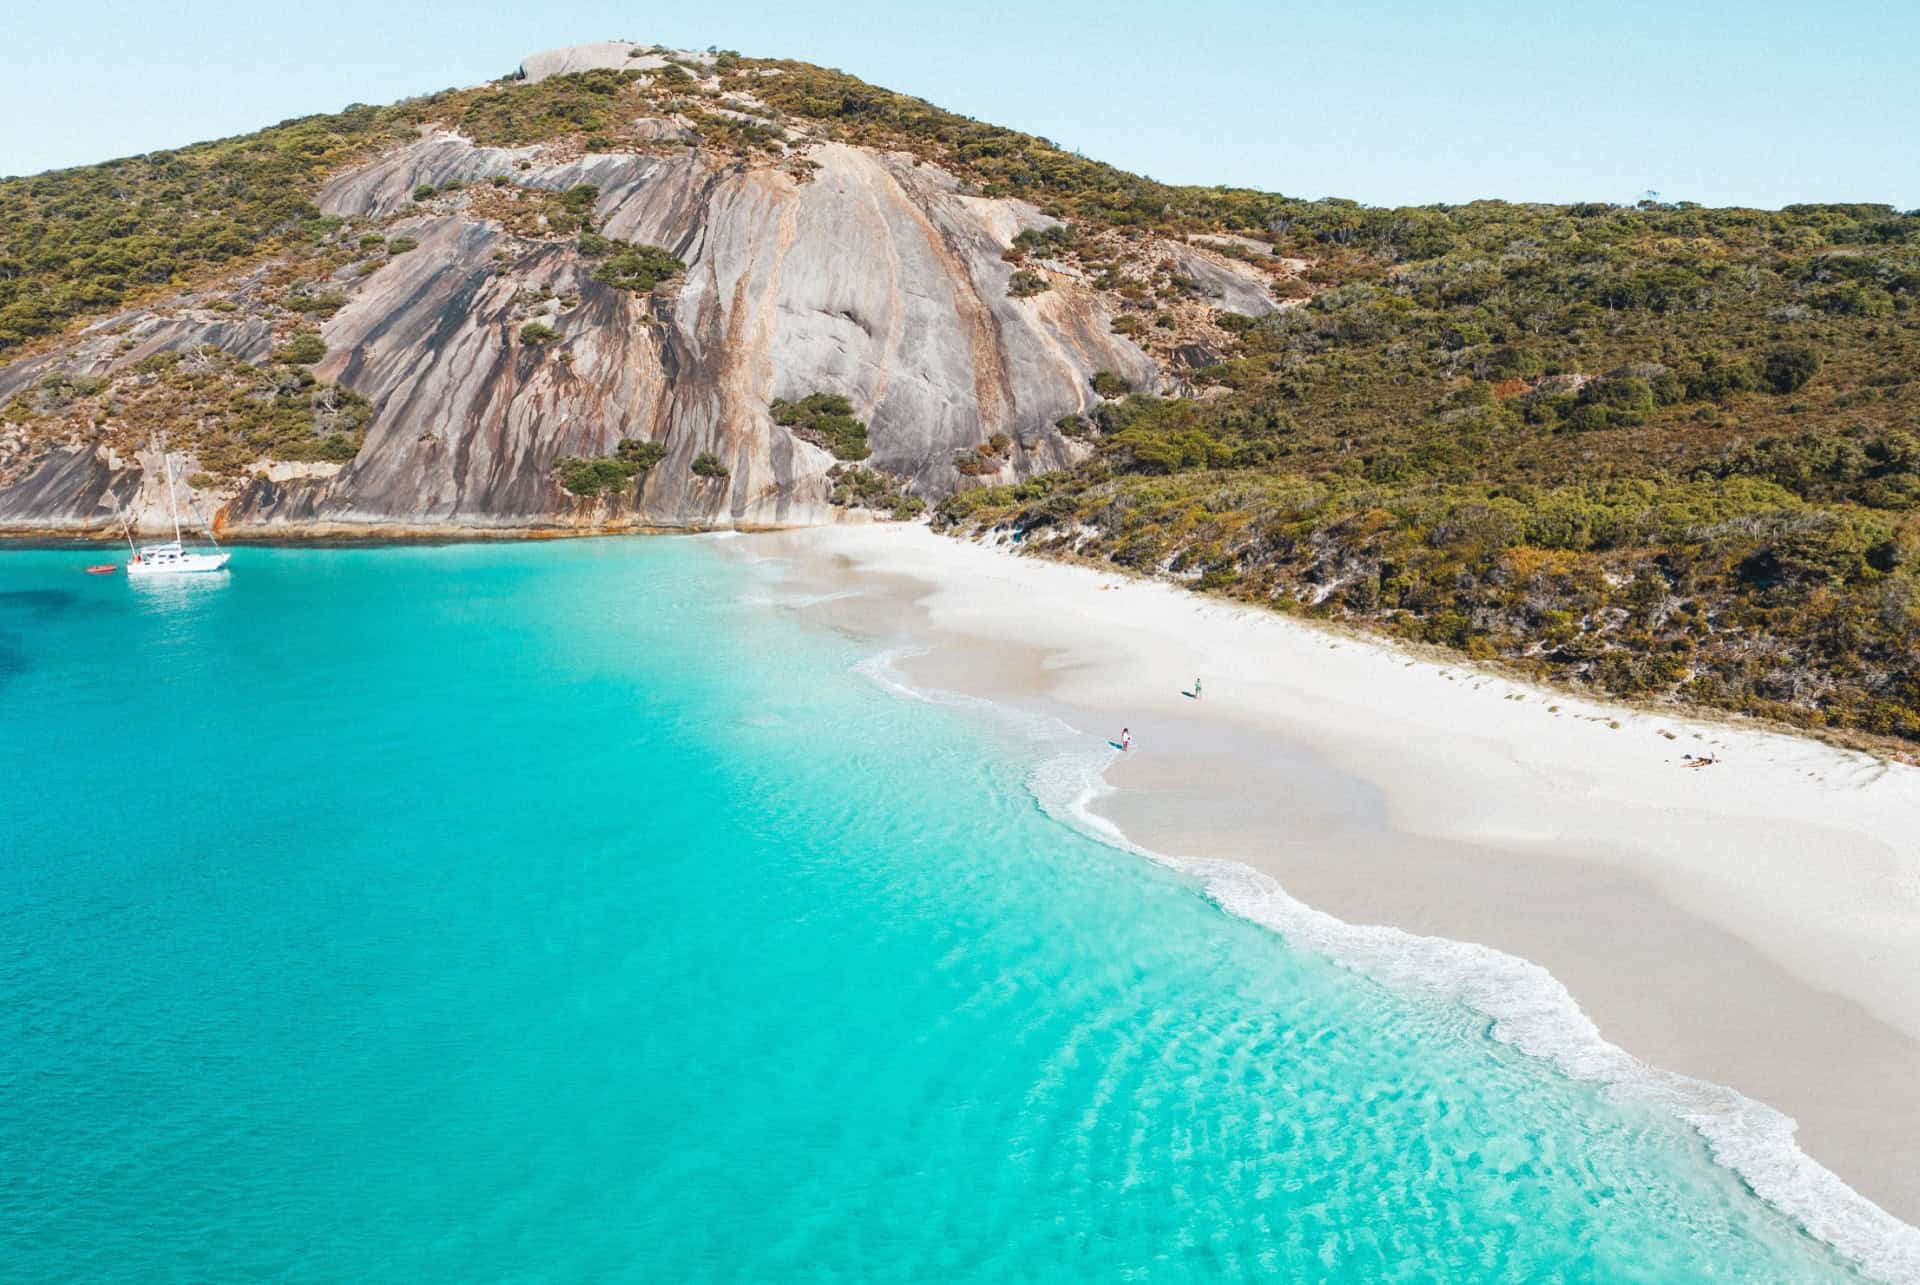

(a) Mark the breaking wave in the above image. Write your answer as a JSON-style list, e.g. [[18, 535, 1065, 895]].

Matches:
[[859, 642, 1920, 1283]]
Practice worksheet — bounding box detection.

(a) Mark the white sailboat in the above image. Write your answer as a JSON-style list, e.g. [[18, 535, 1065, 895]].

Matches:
[[126, 440, 230, 577]]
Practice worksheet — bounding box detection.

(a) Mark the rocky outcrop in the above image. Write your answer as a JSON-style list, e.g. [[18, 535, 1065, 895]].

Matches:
[[0, 44, 1279, 537], [518, 42, 688, 84], [0, 447, 135, 529]]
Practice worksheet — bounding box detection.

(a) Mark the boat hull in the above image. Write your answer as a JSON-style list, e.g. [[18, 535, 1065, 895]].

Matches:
[[126, 553, 231, 577]]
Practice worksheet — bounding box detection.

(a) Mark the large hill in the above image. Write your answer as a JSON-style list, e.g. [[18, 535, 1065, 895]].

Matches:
[[0, 42, 1283, 532], [2, 42, 1918, 743]]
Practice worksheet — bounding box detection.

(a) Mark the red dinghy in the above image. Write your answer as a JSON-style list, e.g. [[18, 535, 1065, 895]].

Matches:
[[86, 563, 119, 575]]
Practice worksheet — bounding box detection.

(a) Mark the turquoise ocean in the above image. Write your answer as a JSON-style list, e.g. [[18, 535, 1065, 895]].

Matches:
[[0, 539, 1860, 1281]]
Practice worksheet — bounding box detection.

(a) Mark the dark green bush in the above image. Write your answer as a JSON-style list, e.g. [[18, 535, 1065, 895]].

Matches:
[[519, 322, 559, 345], [691, 451, 729, 478], [1008, 223, 1073, 260], [275, 332, 328, 364], [552, 438, 668, 495], [590, 242, 685, 292], [770, 392, 870, 460], [1008, 269, 1050, 298], [1761, 344, 1822, 394], [554, 457, 631, 496], [616, 437, 668, 470], [826, 463, 923, 518], [283, 291, 347, 315]]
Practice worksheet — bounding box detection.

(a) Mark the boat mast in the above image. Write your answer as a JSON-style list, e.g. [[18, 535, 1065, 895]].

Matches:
[[157, 435, 182, 545], [181, 418, 221, 551]]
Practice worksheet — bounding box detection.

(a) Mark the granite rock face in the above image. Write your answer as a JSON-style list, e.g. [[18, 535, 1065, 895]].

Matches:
[[0, 45, 1279, 535]]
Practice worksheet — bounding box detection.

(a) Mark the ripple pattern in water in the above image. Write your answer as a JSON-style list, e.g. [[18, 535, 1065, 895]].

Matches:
[[0, 541, 1856, 1281]]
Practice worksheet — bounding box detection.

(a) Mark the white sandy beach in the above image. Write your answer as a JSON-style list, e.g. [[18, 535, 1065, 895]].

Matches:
[[738, 521, 1920, 1282]]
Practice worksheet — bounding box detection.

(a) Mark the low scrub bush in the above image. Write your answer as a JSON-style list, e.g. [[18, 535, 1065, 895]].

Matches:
[[770, 392, 870, 460], [275, 332, 328, 364]]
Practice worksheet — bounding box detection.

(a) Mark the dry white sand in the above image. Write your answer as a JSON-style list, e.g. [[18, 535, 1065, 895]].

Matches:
[[735, 523, 1920, 1282]]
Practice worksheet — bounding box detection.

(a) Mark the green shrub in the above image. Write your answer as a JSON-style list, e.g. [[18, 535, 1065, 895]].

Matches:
[[590, 242, 685, 293], [386, 236, 419, 254], [556, 184, 599, 224], [283, 291, 347, 315], [552, 438, 668, 496], [1008, 269, 1050, 298], [616, 437, 668, 470], [275, 332, 328, 364], [519, 322, 559, 345], [1008, 223, 1073, 260], [554, 457, 631, 496], [691, 451, 729, 479], [1090, 371, 1132, 398], [826, 463, 923, 518], [412, 184, 436, 201], [770, 392, 870, 460], [446, 69, 632, 147], [1761, 344, 1822, 394]]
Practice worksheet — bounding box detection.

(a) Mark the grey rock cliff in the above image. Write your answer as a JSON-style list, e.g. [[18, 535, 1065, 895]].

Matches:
[[0, 44, 1279, 536]]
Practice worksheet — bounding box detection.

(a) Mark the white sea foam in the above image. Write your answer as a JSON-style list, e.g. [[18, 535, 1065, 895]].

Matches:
[[853, 646, 945, 704], [852, 642, 1920, 1283], [737, 588, 871, 611]]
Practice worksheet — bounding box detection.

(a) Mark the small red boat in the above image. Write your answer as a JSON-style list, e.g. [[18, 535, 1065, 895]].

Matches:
[[85, 563, 119, 575]]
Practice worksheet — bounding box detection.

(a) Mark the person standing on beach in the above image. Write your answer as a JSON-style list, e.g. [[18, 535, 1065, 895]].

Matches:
[[1121, 727, 1132, 752], [1194, 677, 1202, 700]]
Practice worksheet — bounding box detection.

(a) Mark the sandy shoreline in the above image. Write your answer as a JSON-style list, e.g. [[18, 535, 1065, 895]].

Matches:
[[734, 522, 1920, 1281]]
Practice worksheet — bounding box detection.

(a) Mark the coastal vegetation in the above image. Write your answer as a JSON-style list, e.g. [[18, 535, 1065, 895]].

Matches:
[[553, 437, 669, 496], [0, 105, 417, 352], [937, 197, 1920, 741], [588, 241, 685, 294], [826, 464, 925, 519], [0, 345, 372, 471], [470, 182, 602, 238], [2, 49, 1916, 742], [1007, 270, 1050, 299], [274, 332, 328, 364], [770, 393, 871, 460]]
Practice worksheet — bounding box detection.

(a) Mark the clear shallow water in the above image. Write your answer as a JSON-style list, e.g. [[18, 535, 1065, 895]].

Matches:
[[0, 540, 1855, 1282]]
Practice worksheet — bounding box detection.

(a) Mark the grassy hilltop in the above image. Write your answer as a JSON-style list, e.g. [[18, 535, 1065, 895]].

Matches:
[[3, 49, 1918, 741]]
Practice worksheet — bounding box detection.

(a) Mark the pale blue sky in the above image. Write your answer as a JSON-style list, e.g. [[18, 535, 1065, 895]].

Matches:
[[2, 0, 1915, 209]]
